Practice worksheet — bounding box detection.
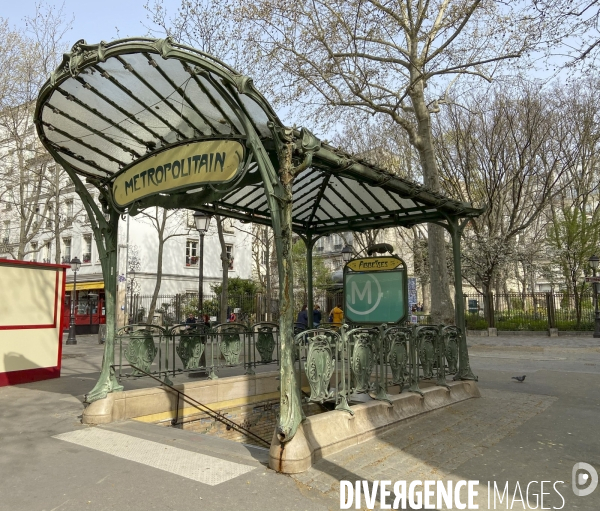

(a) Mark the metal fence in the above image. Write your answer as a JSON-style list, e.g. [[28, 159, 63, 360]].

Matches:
[[464, 292, 595, 331], [129, 290, 346, 326], [128, 290, 594, 332]]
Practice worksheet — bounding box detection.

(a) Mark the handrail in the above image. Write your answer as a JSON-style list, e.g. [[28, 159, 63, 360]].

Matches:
[[121, 363, 270, 447]]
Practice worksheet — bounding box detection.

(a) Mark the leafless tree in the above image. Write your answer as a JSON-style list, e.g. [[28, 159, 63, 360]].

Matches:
[[230, 0, 544, 323], [0, 4, 74, 260], [436, 82, 573, 324], [137, 207, 190, 323]]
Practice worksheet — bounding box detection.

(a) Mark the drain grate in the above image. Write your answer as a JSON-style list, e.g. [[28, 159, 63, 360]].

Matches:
[[62, 353, 86, 359]]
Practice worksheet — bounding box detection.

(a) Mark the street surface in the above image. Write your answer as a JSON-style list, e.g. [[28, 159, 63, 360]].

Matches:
[[0, 334, 598, 510]]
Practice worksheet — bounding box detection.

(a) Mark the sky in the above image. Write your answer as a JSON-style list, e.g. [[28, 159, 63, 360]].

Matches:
[[3, 1, 167, 44]]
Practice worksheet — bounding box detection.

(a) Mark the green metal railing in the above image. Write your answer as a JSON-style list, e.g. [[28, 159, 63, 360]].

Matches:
[[115, 321, 462, 413], [293, 323, 461, 414], [116, 322, 282, 382]]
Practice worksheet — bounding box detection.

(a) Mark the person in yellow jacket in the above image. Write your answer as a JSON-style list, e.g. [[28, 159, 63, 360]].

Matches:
[[329, 304, 344, 327]]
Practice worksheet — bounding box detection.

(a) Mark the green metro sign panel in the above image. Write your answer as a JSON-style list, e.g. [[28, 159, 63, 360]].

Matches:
[[343, 256, 408, 325]]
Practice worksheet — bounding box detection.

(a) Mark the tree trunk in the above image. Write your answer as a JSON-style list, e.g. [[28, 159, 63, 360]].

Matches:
[[146, 223, 165, 324], [408, 77, 454, 324], [482, 282, 495, 328], [216, 216, 229, 324]]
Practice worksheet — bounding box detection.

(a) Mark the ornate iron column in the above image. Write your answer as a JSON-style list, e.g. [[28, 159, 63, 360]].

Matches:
[[305, 235, 314, 328], [53, 159, 124, 402]]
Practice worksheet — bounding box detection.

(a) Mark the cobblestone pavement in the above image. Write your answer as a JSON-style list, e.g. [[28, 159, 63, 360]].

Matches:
[[292, 388, 558, 509]]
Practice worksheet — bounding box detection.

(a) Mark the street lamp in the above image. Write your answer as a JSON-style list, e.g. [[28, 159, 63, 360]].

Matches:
[[194, 211, 212, 320], [590, 255, 600, 338], [66, 256, 82, 345], [341, 244, 353, 263]]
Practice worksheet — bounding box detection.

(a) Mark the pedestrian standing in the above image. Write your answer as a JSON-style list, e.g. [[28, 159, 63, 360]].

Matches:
[[313, 304, 322, 327], [330, 304, 344, 327], [297, 304, 309, 328]]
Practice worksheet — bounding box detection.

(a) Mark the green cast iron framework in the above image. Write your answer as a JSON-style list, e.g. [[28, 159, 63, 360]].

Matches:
[[35, 37, 482, 444]]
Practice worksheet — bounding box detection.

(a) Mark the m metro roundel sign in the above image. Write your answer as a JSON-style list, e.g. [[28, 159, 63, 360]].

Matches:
[[112, 140, 244, 207], [343, 256, 408, 325]]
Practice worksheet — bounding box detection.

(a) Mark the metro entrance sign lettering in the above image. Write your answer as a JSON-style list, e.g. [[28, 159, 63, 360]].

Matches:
[[112, 140, 245, 207], [344, 256, 408, 325]]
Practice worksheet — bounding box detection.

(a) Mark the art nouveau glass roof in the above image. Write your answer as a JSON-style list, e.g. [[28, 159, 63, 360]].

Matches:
[[36, 38, 482, 236]]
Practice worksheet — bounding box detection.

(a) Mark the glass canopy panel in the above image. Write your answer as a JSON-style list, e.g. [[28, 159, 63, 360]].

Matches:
[[391, 194, 419, 210], [95, 58, 198, 142], [320, 189, 359, 217], [244, 192, 269, 211], [58, 80, 128, 125], [46, 94, 147, 156], [292, 186, 323, 214], [56, 80, 160, 149], [292, 189, 324, 212], [346, 181, 388, 212], [292, 174, 324, 198], [197, 75, 243, 134], [41, 108, 136, 165], [329, 178, 371, 215], [313, 200, 340, 221], [223, 185, 260, 205], [238, 95, 272, 138], [235, 187, 267, 209], [58, 153, 113, 178], [76, 69, 174, 146], [367, 187, 405, 211], [171, 77, 235, 135], [44, 132, 121, 173], [146, 54, 234, 136], [292, 168, 324, 190]]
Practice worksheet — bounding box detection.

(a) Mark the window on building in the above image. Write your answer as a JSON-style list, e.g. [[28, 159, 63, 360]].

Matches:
[[186, 239, 198, 266], [82, 234, 92, 263], [2, 221, 10, 244], [64, 199, 74, 226], [43, 242, 51, 263], [4, 186, 13, 210], [186, 210, 195, 228], [31, 242, 38, 262], [315, 237, 325, 252], [333, 234, 343, 251], [226, 244, 234, 270], [223, 218, 235, 234], [62, 237, 71, 263], [46, 204, 53, 229]]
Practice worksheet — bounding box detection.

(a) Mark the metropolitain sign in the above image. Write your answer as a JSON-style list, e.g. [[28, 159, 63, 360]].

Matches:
[[112, 140, 244, 207]]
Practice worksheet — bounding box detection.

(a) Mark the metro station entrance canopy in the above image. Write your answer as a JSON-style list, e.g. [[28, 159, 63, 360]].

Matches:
[[35, 37, 482, 443]]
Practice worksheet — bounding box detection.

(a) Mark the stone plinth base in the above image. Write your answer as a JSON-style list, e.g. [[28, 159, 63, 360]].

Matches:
[[269, 380, 480, 474], [82, 371, 281, 425]]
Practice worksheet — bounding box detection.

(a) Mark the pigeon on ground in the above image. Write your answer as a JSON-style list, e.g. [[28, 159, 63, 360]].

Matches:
[[512, 375, 526, 382]]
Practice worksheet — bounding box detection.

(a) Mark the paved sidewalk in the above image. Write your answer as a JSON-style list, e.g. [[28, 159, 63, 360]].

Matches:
[[0, 335, 598, 510]]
